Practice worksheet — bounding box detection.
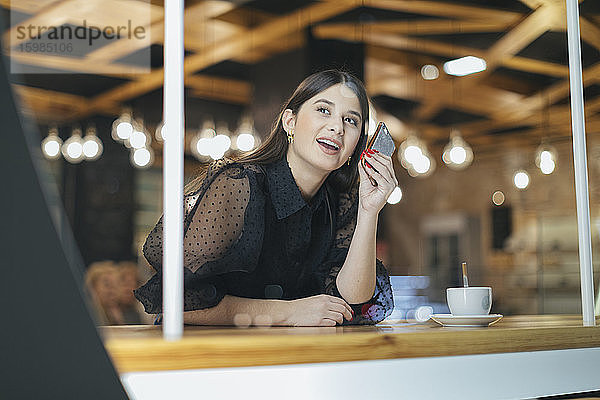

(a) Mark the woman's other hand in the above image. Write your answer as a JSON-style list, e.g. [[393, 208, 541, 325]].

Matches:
[[285, 294, 353, 326], [357, 149, 398, 215]]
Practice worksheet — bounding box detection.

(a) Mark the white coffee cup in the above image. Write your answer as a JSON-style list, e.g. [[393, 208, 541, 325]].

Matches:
[[446, 287, 492, 316]]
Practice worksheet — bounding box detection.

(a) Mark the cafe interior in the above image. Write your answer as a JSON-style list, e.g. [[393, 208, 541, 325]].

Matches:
[[3, 0, 600, 399]]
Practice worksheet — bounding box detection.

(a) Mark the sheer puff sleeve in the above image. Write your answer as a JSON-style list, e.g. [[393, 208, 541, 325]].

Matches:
[[134, 159, 265, 313], [321, 187, 394, 325]]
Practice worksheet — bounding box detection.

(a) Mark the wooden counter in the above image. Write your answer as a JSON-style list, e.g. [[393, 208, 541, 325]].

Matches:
[[101, 315, 600, 373]]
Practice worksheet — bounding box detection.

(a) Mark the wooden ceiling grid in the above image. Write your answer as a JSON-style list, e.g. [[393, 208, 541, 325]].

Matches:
[[1, 0, 600, 151]]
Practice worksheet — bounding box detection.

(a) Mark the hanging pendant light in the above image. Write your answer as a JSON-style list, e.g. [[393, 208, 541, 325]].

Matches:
[[513, 170, 530, 190], [62, 127, 85, 164], [128, 119, 149, 149], [212, 121, 232, 160], [535, 142, 557, 175], [41, 125, 63, 160], [112, 109, 134, 143], [534, 96, 557, 175], [234, 115, 257, 152], [155, 120, 166, 142], [130, 146, 155, 169], [398, 132, 435, 177], [442, 129, 473, 170], [191, 119, 216, 161], [82, 124, 103, 161]]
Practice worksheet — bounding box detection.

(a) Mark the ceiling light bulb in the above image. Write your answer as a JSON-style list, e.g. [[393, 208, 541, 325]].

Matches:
[[492, 190, 505, 206], [62, 128, 84, 163], [535, 143, 558, 174], [237, 133, 255, 152], [443, 129, 473, 170], [443, 56, 487, 76], [155, 121, 166, 142], [131, 147, 153, 168], [449, 146, 467, 164], [421, 64, 439, 80], [413, 155, 431, 174], [213, 134, 231, 153], [540, 159, 556, 175], [116, 122, 133, 140], [43, 139, 62, 158], [404, 145, 423, 164], [112, 111, 134, 142], [514, 170, 530, 189], [42, 126, 62, 160], [82, 126, 103, 161], [129, 129, 148, 149]]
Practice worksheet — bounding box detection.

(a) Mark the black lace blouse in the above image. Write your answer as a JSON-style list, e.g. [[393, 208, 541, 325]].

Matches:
[[134, 157, 394, 324]]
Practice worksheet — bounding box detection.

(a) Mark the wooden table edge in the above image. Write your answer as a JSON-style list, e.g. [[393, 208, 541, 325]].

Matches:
[[104, 323, 600, 373]]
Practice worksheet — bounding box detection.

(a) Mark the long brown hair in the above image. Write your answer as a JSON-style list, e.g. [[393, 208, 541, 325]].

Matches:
[[186, 70, 370, 194]]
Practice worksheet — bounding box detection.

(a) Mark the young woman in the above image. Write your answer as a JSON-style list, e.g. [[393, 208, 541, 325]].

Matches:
[[135, 70, 397, 326]]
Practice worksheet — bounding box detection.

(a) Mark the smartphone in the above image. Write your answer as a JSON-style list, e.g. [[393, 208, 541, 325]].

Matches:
[[366, 122, 396, 157], [362, 122, 395, 186]]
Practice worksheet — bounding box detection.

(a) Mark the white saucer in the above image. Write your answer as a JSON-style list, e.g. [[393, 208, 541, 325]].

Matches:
[[430, 314, 503, 327]]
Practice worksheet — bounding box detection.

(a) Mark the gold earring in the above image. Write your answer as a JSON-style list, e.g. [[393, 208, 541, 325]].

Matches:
[[347, 156, 352, 166], [287, 129, 294, 144]]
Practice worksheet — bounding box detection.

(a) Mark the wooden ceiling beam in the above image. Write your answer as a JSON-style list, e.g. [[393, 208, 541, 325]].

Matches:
[[86, 1, 235, 62], [185, 75, 251, 105], [317, 27, 568, 78], [314, 24, 484, 58], [11, 83, 119, 122], [489, 62, 600, 127], [232, 31, 306, 64], [364, 0, 523, 23], [501, 57, 569, 77], [437, 73, 600, 140], [318, 19, 514, 36], [323, 26, 582, 135], [578, 17, 600, 52], [9, 51, 148, 75], [3, 0, 72, 48], [366, 60, 525, 119], [69, 0, 361, 121], [414, 5, 558, 120], [212, 6, 273, 28], [466, 117, 600, 149], [85, 22, 164, 63], [0, 0, 61, 13]]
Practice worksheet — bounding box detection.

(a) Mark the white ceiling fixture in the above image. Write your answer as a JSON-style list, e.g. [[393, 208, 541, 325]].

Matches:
[[443, 56, 487, 77]]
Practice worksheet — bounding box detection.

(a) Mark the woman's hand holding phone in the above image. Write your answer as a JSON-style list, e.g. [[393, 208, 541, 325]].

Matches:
[[358, 122, 398, 215]]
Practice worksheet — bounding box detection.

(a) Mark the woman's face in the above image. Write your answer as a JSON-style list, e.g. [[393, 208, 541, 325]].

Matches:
[[284, 83, 363, 174]]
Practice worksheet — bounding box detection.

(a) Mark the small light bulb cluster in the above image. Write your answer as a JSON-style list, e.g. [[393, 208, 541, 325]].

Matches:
[[398, 134, 435, 177], [111, 110, 154, 169], [41, 125, 103, 163], [442, 129, 473, 170], [535, 143, 557, 175], [190, 116, 258, 162], [510, 142, 558, 191]]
